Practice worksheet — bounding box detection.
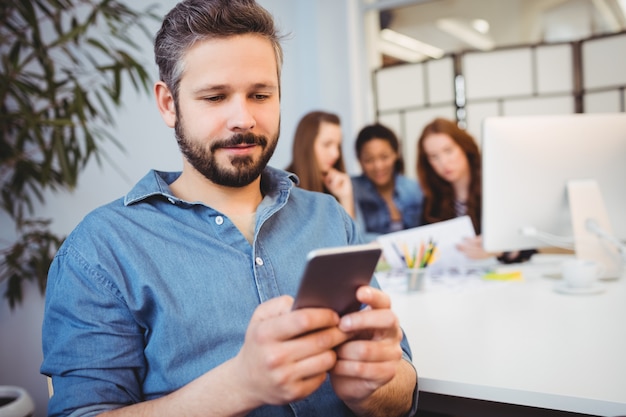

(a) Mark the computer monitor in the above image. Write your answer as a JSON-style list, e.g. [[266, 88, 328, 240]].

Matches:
[[481, 113, 626, 278]]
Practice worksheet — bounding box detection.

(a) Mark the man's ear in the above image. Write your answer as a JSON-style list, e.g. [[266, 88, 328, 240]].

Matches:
[[154, 81, 177, 128]]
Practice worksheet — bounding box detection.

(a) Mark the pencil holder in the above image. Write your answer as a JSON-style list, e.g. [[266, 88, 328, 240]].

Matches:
[[406, 268, 426, 292]]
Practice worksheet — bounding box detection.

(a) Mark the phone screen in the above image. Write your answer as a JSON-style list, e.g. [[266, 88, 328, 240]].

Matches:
[[292, 243, 382, 316]]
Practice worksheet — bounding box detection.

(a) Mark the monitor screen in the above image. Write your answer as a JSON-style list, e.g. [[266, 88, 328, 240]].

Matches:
[[481, 113, 626, 262]]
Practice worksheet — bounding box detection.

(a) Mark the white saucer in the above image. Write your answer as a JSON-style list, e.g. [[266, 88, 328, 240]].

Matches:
[[553, 281, 605, 295]]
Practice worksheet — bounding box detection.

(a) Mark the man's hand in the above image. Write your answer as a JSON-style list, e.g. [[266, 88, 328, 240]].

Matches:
[[329, 286, 407, 409], [231, 295, 350, 409]]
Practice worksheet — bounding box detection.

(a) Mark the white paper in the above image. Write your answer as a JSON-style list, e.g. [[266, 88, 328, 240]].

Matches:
[[376, 216, 477, 271]]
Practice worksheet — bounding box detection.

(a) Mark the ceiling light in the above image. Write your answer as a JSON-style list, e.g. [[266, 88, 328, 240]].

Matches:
[[436, 18, 495, 51], [380, 28, 445, 59], [378, 39, 427, 63], [472, 19, 490, 34], [591, 0, 624, 31]]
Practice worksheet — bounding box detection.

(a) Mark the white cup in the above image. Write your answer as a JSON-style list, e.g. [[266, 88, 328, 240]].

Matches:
[[561, 258, 604, 288]]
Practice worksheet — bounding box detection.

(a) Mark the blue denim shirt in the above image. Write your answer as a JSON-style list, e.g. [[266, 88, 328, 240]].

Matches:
[[41, 167, 417, 417], [352, 174, 424, 242]]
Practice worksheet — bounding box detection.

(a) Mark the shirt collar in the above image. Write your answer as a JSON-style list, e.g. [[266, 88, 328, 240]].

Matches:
[[124, 167, 298, 206]]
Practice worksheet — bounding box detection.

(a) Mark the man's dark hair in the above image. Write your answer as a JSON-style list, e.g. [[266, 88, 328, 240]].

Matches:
[[154, 0, 284, 104]]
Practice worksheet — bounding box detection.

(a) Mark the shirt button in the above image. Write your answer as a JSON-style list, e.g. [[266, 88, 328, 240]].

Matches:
[[167, 197, 176, 204], [255, 257, 264, 266], [215, 216, 224, 225]]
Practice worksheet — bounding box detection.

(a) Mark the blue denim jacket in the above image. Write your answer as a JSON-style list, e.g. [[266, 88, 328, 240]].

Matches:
[[352, 174, 424, 242], [41, 167, 417, 417]]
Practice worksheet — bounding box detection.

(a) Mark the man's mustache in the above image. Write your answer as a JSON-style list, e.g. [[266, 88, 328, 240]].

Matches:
[[210, 133, 268, 152]]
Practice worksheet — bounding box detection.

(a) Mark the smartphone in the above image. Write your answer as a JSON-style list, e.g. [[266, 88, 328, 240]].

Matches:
[[292, 243, 383, 316]]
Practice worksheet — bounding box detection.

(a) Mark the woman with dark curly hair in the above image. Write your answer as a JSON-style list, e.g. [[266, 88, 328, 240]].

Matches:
[[352, 123, 423, 241]]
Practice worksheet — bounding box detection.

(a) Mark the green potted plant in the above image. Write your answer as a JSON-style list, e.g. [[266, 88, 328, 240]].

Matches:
[[0, 0, 159, 309]]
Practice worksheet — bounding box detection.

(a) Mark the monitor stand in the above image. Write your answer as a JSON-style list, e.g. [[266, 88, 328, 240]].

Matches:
[[567, 179, 622, 279]]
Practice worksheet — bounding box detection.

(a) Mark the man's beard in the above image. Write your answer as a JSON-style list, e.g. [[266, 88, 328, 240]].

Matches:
[[175, 119, 278, 187]]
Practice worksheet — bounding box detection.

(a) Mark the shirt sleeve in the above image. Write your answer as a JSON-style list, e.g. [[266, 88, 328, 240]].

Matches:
[[400, 330, 419, 417], [41, 243, 146, 416]]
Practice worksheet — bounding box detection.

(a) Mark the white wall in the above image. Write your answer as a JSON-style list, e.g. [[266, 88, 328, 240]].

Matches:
[[0, 1, 363, 415]]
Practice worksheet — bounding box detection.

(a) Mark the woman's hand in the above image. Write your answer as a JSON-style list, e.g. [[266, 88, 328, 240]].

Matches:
[[456, 235, 497, 260], [324, 168, 356, 218]]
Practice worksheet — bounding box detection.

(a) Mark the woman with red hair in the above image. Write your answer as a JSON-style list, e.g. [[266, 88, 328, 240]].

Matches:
[[417, 117, 534, 263]]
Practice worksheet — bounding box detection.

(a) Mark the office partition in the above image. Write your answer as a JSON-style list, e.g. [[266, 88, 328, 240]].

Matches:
[[373, 31, 626, 179]]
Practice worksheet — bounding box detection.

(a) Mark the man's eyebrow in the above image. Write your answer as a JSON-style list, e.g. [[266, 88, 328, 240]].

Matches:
[[192, 83, 278, 95], [252, 83, 279, 91], [192, 85, 227, 95]]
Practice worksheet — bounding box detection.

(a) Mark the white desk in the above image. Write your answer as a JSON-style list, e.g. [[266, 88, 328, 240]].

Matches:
[[380, 256, 626, 416]]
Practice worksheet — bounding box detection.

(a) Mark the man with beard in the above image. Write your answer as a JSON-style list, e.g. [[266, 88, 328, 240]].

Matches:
[[41, 1, 418, 416]]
